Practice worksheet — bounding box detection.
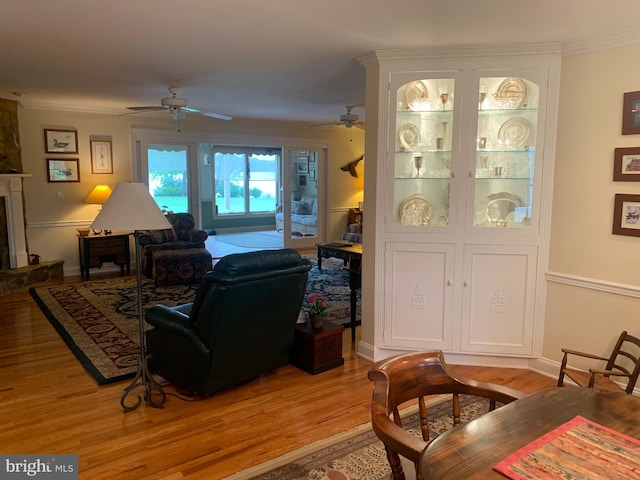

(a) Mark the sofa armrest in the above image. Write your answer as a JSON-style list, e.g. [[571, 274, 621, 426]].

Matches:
[[185, 229, 208, 242]]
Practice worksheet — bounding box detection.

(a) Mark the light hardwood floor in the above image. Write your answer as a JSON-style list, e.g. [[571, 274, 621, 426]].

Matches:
[[0, 273, 558, 480]]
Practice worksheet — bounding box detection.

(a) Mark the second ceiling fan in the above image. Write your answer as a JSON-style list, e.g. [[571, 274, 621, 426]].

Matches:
[[306, 106, 364, 128]]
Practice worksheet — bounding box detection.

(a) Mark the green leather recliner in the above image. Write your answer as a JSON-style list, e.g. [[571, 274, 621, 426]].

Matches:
[[145, 248, 312, 395]]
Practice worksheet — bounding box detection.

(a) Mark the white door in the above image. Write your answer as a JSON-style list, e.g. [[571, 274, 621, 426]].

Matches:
[[383, 242, 455, 350], [460, 244, 538, 355]]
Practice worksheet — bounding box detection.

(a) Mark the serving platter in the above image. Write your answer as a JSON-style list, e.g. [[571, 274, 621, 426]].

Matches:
[[493, 77, 526, 108], [399, 194, 431, 226], [475, 192, 524, 227], [405, 80, 430, 111], [498, 117, 530, 146], [398, 123, 421, 151]]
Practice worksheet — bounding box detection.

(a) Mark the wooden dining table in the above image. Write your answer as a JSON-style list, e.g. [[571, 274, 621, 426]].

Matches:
[[420, 387, 640, 479]]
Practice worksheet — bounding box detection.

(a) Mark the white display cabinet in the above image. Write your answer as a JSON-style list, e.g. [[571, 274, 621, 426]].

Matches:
[[363, 47, 561, 360]]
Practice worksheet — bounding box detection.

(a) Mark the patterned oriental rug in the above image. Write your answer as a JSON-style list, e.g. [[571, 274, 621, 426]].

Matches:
[[29, 259, 359, 385], [225, 396, 492, 480]]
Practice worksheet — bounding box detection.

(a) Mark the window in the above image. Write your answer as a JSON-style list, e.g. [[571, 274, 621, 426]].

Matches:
[[147, 144, 189, 213], [210, 146, 280, 217]]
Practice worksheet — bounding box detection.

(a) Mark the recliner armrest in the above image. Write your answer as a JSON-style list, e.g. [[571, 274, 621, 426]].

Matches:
[[146, 305, 208, 355]]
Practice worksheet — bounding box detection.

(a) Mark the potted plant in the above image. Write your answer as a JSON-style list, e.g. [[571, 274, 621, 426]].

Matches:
[[306, 293, 329, 328]]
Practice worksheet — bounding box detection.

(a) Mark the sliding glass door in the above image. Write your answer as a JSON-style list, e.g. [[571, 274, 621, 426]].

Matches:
[[282, 148, 326, 249], [146, 144, 191, 213]]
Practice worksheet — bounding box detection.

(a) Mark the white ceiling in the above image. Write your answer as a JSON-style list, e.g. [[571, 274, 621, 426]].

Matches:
[[2, 0, 640, 125]]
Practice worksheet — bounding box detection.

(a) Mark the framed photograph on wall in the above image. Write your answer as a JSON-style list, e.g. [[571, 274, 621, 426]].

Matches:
[[612, 193, 640, 237], [622, 91, 640, 135], [47, 158, 80, 182], [613, 147, 640, 181], [44, 129, 78, 153], [309, 170, 316, 181], [299, 175, 307, 186], [296, 156, 309, 173], [90, 140, 113, 174]]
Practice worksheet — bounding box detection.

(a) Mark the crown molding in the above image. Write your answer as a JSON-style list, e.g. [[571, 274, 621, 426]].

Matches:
[[561, 27, 640, 56], [358, 43, 562, 66]]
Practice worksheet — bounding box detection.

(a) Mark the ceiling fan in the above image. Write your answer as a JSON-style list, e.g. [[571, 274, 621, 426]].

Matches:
[[125, 87, 232, 121], [306, 106, 364, 128]]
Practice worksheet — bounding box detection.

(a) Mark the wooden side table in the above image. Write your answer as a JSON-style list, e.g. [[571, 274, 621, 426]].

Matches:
[[290, 320, 344, 374], [78, 233, 131, 279]]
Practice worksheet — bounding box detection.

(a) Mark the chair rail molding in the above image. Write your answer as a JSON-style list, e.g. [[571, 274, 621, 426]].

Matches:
[[546, 271, 640, 299]]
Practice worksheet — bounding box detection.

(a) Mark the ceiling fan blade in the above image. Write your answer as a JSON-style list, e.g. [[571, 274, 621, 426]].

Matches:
[[305, 121, 342, 128], [183, 107, 232, 121], [126, 106, 165, 111]]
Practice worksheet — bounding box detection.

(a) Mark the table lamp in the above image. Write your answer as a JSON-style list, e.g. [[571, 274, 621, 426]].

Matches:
[[90, 182, 171, 412], [85, 185, 113, 234]]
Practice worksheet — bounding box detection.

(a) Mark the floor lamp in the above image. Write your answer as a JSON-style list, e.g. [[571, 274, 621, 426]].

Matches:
[[90, 182, 172, 412]]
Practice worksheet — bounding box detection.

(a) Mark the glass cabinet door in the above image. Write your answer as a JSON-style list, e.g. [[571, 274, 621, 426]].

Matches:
[[473, 76, 539, 228], [393, 78, 455, 228]]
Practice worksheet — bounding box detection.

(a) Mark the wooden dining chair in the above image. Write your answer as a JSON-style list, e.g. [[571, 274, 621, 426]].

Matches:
[[368, 350, 524, 480], [557, 330, 640, 394]]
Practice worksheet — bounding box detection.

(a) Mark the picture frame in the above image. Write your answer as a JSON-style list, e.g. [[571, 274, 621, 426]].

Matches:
[[299, 175, 307, 186], [44, 129, 78, 154], [612, 193, 640, 237], [47, 158, 80, 183], [296, 156, 309, 173], [622, 91, 640, 135], [613, 147, 640, 181], [309, 169, 316, 181], [90, 140, 113, 174]]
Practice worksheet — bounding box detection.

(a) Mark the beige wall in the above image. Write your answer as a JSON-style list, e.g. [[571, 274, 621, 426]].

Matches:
[[544, 43, 640, 365], [16, 107, 364, 274]]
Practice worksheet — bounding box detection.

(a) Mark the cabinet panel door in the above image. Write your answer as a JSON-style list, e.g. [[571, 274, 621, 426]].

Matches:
[[460, 244, 537, 355], [383, 242, 455, 350]]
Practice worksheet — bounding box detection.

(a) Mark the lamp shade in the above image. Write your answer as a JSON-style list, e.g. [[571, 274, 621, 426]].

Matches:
[[90, 183, 171, 232], [84, 185, 113, 204]]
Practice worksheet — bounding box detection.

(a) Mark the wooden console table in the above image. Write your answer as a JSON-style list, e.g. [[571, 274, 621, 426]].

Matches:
[[78, 233, 131, 279]]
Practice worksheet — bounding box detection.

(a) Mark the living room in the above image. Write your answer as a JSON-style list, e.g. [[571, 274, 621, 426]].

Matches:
[[2, 1, 640, 478]]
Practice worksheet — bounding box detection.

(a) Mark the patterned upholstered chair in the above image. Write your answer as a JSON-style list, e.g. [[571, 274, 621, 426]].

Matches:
[[140, 213, 211, 285]]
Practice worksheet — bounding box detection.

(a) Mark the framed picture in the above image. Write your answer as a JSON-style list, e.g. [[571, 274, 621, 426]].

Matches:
[[309, 169, 316, 181], [296, 156, 309, 173], [90, 140, 113, 174], [44, 129, 78, 153], [613, 147, 640, 181], [612, 193, 640, 236], [299, 175, 307, 186], [622, 91, 640, 135], [47, 158, 80, 182]]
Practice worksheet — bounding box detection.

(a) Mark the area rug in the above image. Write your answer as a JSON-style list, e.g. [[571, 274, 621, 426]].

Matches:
[[29, 259, 357, 385], [29, 277, 199, 385], [304, 257, 361, 327], [225, 395, 493, 480]]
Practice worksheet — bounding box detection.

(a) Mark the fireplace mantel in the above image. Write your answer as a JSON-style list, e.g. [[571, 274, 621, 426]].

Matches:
[[0, 174, 31, 268]]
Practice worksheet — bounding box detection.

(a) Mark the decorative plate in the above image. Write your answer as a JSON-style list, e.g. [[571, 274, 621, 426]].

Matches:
[[405, 81, 429, 111], [398, 123, 421, 151], [493, 77, 526, 108], [498, 117, 530, 146], [399, 194, 431, 226], [485, 192, 523, 225]]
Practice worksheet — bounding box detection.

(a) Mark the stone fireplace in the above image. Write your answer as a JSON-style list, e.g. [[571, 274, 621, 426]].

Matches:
[[0, 174, 30, 269]]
